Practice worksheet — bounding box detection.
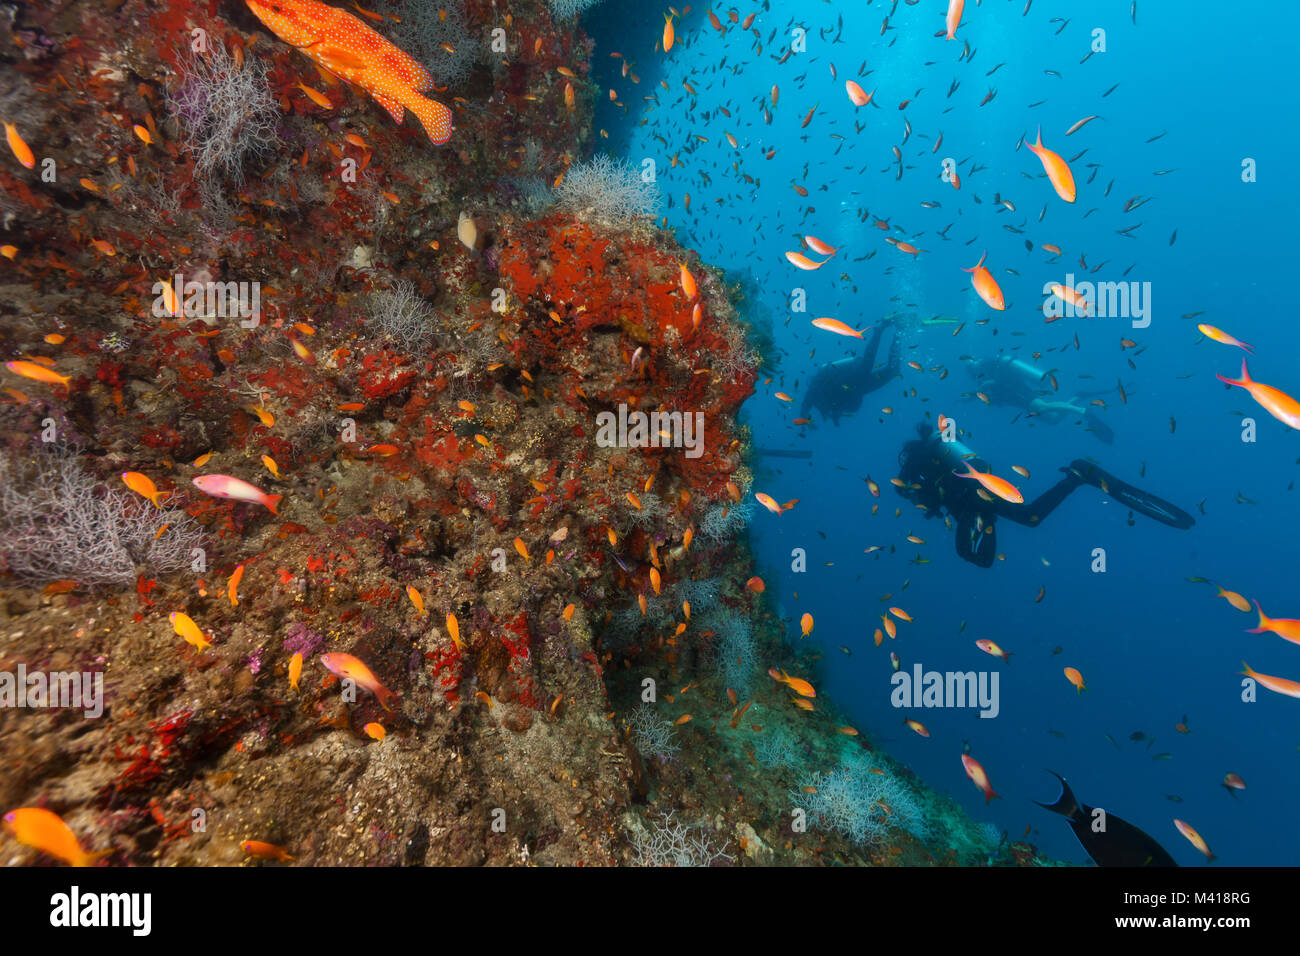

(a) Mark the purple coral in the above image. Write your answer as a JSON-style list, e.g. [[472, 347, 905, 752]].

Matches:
[[283, 623, 325, 659]]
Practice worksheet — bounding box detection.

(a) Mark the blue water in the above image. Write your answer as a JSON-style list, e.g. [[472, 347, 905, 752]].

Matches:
[[591, 0, 1300, 864]]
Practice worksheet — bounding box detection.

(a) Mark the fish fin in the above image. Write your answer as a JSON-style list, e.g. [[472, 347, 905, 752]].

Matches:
[[1216, 359, 1249, 388], [372, 93, 405, 124], [1033, 770, 1080, 821], [74, 847, 114, 867], [318, 46, 372, 74], [405, 91, 453, 145], [264, 494, 283, 515], [1245, 600, 1268, 634]]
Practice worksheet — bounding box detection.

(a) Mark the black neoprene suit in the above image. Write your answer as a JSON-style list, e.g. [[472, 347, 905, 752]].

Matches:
[[895, 426, 1193, 568]]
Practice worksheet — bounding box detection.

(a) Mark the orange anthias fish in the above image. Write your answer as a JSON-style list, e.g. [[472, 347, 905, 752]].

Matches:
[[785, 251, 827, 271], [320, 652, 399, 710], [241, 839, 295, 862], [1247, 601, 1300, 646], [243, 0, 453, 144], [954, 461, 1023, 504], [1197, 324, 1252, 353], [844, 80, 872, 107], [6, 360, 70, 389], [1173, 819, 1215, 862], [945, 0, 965, 40], [3, 807, 108, 867], [768, 667, 815, 698], [1216, 359, 1300, 431], [1240, 661, 1300, 699], [963, 251, 1005, 311], [961, 753, 999, 803], [1214, 585, 1250, 612], [812, 317, 864, 338], [1027, 126, 1076, 202]]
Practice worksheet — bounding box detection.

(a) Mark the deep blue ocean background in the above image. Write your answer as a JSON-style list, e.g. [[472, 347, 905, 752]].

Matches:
[[587, 0, 1300, 864]]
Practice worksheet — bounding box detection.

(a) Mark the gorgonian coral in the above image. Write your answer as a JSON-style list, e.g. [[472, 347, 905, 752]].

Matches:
[[0, 446, 204, 586], [548, 0, 609, 20], [167, 41, 278, 187], [556, 154, 661, 222]]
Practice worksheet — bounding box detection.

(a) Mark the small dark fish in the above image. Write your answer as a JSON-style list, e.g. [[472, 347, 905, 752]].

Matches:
[[1036, 772, 1177, 867], [1169, 229, 1177, 245]]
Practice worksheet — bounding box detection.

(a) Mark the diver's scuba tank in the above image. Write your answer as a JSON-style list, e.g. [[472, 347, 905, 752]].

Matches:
[[919, 426, 983, 473]]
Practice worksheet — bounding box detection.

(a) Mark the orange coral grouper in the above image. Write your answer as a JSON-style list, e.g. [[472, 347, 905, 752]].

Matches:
[[244, 0, 453, 144]]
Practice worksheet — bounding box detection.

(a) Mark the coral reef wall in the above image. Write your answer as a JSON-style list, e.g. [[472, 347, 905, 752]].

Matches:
[[0, 0, 1029, 867]]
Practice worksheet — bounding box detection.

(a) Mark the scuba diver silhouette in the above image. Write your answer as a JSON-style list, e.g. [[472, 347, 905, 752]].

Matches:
[[964, 354, 1117, 444], [800, 317, 902, 425], [895, 423, 1195, 568]]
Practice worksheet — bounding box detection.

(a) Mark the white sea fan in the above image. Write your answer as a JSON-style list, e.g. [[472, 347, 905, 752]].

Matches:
[[632, 810, 733, 867], [556, 154, 661, 222], [710, 612, 758, 697], [0, 447, 205, 587], [793, 756, 931, 847], [626, 701, 680, 760], [368, 278, 441, 350], [167, 42, 278, 186], [548, 0, 609, 19], [374, 0, 479, 88]]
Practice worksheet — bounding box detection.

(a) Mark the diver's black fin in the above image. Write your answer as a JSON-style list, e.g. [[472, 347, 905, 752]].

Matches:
[[1032, 770, 1081, 821], [1069, 462, 1195, 530]]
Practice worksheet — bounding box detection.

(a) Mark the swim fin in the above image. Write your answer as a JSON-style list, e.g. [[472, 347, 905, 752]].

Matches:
[[1066, 460, 1195, 529]]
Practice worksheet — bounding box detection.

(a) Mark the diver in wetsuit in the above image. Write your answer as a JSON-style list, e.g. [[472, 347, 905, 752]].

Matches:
[[965, 354, 1117, 444], [800, 318, 902, 425], [895, 423, 1195, 568]]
